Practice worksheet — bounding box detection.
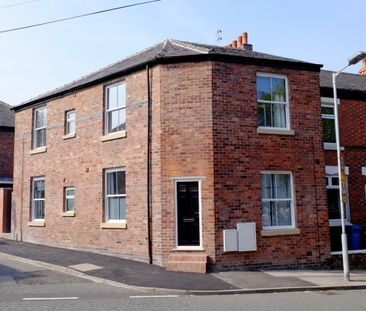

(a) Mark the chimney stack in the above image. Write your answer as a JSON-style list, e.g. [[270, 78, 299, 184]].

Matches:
[[227, 32, 253, 51], [359, 59, 366, 76]]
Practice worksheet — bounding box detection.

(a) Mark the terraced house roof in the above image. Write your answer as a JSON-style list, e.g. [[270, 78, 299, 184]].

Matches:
[[13, 39, 323, 111], [0, 101, 14, 128]]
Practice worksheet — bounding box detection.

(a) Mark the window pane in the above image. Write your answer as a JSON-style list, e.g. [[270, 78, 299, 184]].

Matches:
[[265, 103, 272, 127], [34, 200, 44, 219], [107, 111, 121, 133], [107, 86, 118, 110], [35, 108, 46, 128], [119, 197, 126, 220], [66, 188, 74, 196], [108, 197, 119, 220], [117, 83, 126, 108], [332, 177, 339, 186], [322, 118, 336, 143], [118, 108, 126, 131], [67, 120, 76, 134], [262, 202, 271, 227], [34, 180, 45, 199], [272, 78, 286, 102], [275, 201, 292, 226], [327, 188, 341, 219], [35, 128, 46, 148], [66, 198, 74, 211], [275, 174, 291, 199], [67, 111, 75, 121], [116, 171, 125, 195], [258, 104, 266, 127], [321, 106, 334, 115], [261, 174, 272, 199], [272, 103, 286, 128], [107, 172, 116, 195], [257, 76, 271, 101]]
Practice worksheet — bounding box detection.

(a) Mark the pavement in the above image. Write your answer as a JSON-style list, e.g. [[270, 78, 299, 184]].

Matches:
[[1, 238, 366, 294]]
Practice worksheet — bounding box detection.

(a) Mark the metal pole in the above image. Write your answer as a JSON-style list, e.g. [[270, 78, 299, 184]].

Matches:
[[332, 71, 350, 282]]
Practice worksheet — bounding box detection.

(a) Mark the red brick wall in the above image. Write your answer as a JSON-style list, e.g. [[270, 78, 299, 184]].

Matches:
[[12, 69, 152, 262], [212, 63, 330, 270], [11, 60, 332, 270], [0, 130, 14, 179], [324, 98, 366, 225]]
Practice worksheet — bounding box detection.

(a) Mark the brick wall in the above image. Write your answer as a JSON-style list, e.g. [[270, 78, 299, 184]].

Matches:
[[212, 63, 330, 270], [0, 129, 14, 179], [12, 69, 152, 262], [11, 60, 332, 271], [324, 97, 366, 225]]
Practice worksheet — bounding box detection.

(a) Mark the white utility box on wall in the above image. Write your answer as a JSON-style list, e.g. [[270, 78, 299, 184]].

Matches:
[[237, 222, 257, 252], [223, 229, 238, 252]]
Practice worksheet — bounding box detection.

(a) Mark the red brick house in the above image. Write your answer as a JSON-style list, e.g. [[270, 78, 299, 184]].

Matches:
[[8, 35, 332, 272], [0, 101, 14, 234], [320, 65, 366, 253]]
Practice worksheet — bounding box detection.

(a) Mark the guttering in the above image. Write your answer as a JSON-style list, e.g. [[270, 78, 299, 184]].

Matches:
[[146, 64, 153, 265]]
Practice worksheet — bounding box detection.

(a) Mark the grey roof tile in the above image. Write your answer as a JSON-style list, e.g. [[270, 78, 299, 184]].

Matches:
[[14, 39, 322, 110], [320, 70, 366, 93], [0, 101, 14, 127]]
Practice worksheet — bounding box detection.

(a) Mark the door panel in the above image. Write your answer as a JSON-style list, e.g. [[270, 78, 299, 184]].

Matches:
[[177, 181, 200, 246]]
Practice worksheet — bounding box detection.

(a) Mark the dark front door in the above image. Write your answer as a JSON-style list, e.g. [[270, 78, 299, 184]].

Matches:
[[177, 181, 200, 246]]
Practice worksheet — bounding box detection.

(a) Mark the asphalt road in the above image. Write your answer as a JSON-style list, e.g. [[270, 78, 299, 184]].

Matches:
[[1, 255, 366, 311]]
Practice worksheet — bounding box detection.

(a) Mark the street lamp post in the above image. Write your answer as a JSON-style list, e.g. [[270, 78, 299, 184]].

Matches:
[[332, 51, 366, 282]]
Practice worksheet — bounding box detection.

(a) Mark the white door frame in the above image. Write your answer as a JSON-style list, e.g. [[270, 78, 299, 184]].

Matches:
[[174, 178, 203, 250]]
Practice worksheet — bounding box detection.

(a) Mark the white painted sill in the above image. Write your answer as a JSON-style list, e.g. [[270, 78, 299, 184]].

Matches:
[[257, 128, 295, 136], [28, 220, 45, 227], [62, 133, 76, 140], [101, 130, 127, 142], [29, 146, 47, 155], [323, 143, 345, 151], [173, 246, 204, 251], [100, 222, 127, 229], [62, 211, 75, 217], [261, 228, 300, 236]]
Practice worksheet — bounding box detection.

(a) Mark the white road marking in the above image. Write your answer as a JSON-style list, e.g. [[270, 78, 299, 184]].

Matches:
[[129, 295, 179, 299], [22, 297, 79, 301]]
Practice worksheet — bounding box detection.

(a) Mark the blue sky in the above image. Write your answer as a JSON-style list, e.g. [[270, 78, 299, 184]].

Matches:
[[0, 0, 365, 106]]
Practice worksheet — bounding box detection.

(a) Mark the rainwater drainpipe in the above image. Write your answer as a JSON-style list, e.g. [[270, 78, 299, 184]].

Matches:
[[146, 65, 153, 264]]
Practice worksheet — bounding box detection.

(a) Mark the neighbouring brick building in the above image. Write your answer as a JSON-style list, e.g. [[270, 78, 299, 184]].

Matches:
[[7, 34, 333, 273], [320, 65, 366, 254], [0, 101, 14, 234]]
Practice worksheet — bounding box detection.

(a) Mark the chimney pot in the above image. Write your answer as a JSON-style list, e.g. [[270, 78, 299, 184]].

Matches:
[[232, 40, 237, 48], [359, 58, 366, 76], [242, 32, 248, 44], [237, 36, 243, 46]]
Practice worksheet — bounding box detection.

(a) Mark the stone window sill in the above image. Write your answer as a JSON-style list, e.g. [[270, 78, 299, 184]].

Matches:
[[261, 228, 300, 236], [257, 128, 295, 136], [62, 133, 76, 140], [30, 146, 47, 155], [100, 222, 127, 229], [62, 211, 75, 217], [101, 130, 127, 142], [323, 143, 344, 151], [28, 220, 45, 227]]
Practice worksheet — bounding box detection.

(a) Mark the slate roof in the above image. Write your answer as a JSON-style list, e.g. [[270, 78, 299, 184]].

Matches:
[[13, 39, 322, 111], [320, 70, 366, 93], [0, 101, 14, 127]]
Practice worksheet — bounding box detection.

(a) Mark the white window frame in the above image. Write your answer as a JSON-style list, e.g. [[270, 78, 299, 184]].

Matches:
[[33, 107, 47, 149], [321, 97, 338, 149], [65, 110, 76, 135], [105, 167, 126, 223], [257, 73, 290, 130], [105, 82, 126, 134], [174, 178, 203, 251], [64, 187, 75, 212], [261, 171, 295, 230], [31, 176, 45, 221], [325, 166, 350, 226]]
